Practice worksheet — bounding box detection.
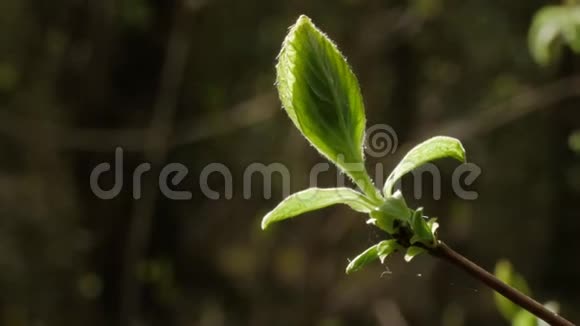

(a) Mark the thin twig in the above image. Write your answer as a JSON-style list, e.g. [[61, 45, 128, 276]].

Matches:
[[374, 75, 580, 165], [119, 2, 196, 325], [2, 64, 579, 153], [430, 241, 575, 326], [0, 92, 276, 152], [427, 75, 580, 140]]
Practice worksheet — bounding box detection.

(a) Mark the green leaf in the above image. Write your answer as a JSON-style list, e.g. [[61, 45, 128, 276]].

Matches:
[[368, 190, 411, 233], [276, 15, 379, 200], [261, 187, 375, 230], [404, 246, 426, 262], [383, 136, 466, 197], [409, 208, 435, 245], [345, 240, 398, 274], [346, 244, 378, 274], [494, 260, 532, 321], [377, 239, 399, 263], [427, 218, 439, 235], [381, 190, 412, 222]]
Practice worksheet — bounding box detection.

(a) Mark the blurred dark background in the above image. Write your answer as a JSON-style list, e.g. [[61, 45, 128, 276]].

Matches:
[[0, 0, 579, 325]]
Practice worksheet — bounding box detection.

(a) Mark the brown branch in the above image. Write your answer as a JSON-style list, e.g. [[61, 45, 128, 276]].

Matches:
[[430, 241, 576, 326]]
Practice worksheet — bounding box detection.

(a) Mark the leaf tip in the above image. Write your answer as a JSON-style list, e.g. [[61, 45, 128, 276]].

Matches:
[[287, 15, 315, 38], [345, 264, 354, 275], [404, 246, 426, 262], [260, 216, 270, 230], [459, 142, 467, 163], [296, 14, 312, 26]]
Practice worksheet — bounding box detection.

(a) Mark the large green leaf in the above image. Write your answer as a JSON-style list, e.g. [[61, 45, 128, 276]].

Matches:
[[261, 187, 375, 230], [276, 15, 378, 199], [383, 136, 466, 197], [345, 240, 398, 274]]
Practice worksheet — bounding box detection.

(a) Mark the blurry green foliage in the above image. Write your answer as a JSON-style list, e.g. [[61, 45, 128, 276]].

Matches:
[[569, 130, 580, 153], [0, 62, 18, 92], [494, 260, 560, 326], [122, 0, 152, 29], [77, 273, 103, 300], [494, 260, 532, 321], [529, 5, 580, 66], [410, 0, 443, 19]]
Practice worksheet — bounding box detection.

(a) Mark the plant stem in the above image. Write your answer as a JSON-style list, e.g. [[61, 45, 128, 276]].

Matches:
[[430, 241, 575, 326]]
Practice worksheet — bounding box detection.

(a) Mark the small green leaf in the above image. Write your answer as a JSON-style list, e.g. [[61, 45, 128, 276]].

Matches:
[[409, 208, 435, 245], [346, 240, 398, 274], [369, 190, 411, 233], [404, 246, 426, 262], [494, 260, 532, 321], [276, 15, 379, 199], [346, 244, 378, 274], [382, 190, 412, 222], [383, 136, 466, 197], [366, 215, 394, 233], [427, 218, 439, 235], [261, 187, 375, 230], [377, 239, 399, 263]]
